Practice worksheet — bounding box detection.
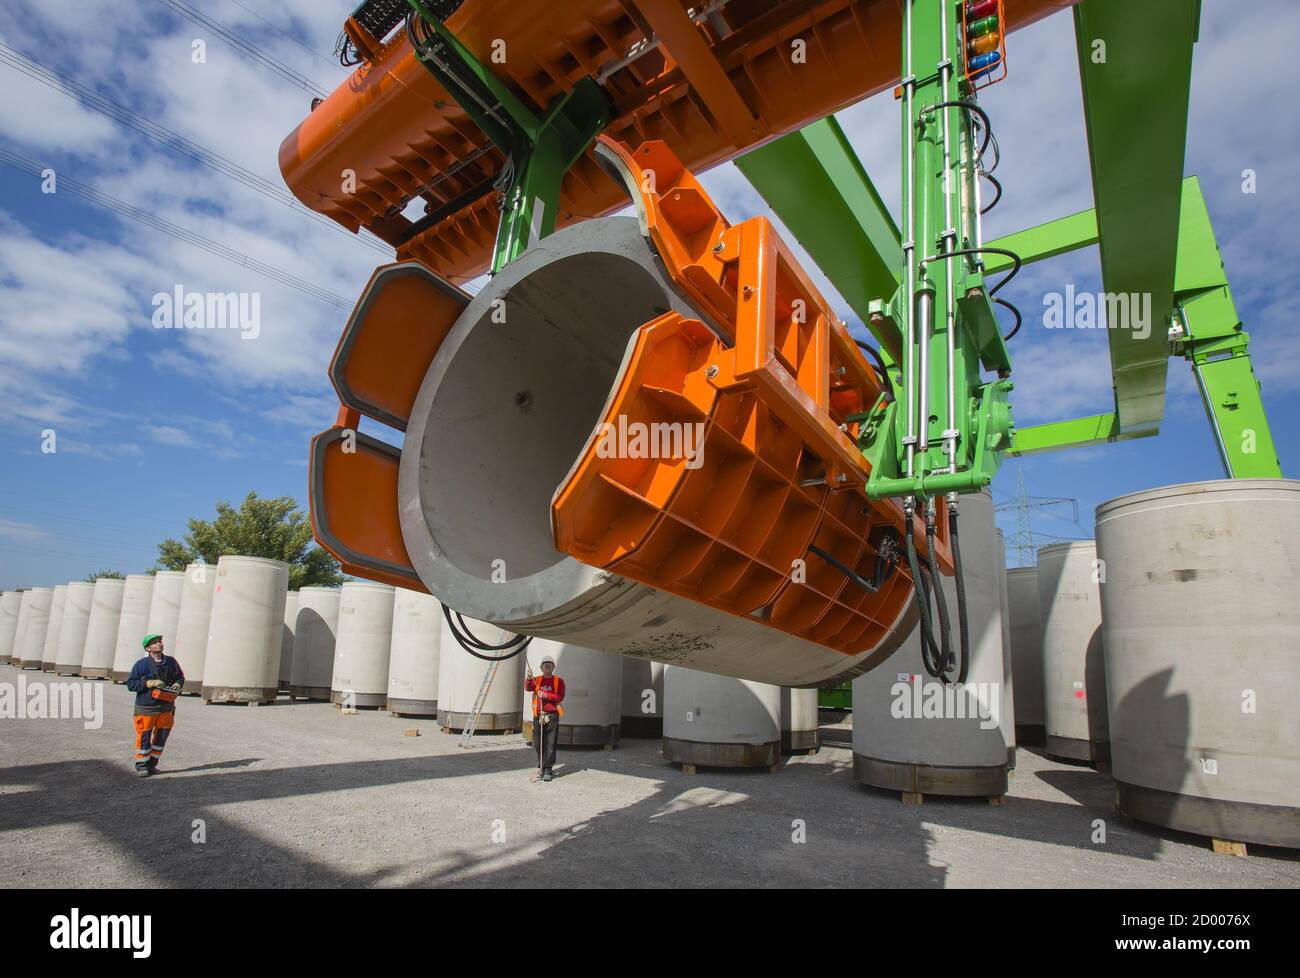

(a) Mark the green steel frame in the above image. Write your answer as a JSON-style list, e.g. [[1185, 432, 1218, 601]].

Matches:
[[404, 0, 609, 271], [740, 0, 1280, 483], [402, 0, 1278, 486]]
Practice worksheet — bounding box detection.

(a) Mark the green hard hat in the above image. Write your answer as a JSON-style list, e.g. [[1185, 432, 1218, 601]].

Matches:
[[142, 633, 163, 649]]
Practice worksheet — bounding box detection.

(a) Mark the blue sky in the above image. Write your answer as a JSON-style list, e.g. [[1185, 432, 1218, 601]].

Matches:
[[1, 0, 1296, 589]]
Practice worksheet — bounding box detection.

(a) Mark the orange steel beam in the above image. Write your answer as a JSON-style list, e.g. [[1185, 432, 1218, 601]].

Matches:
[[572, 137, 951, 575], [629, 0, 766, 150], [279, 0, 1077, 285]]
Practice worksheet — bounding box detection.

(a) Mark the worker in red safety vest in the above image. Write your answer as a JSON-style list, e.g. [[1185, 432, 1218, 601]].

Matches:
[[525, 654, 565, 782]]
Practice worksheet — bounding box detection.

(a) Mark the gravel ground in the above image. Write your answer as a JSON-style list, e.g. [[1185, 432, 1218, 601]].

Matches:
[[0, 662, 1295, 888]]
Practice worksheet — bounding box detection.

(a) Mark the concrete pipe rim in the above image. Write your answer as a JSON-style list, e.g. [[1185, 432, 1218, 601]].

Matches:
[[398, 217, 712, 627], [215, 555, 292, 571], [1095, 477, 1300, 519]]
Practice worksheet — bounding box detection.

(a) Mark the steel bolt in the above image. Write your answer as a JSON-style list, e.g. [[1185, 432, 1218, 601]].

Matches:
[[705, 365, 719, 379]]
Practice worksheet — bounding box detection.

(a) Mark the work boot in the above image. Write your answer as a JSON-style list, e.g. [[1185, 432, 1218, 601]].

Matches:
[[134, 766, 152, 778], [542, 769, 553, 782], [146, 758, 159, 773]]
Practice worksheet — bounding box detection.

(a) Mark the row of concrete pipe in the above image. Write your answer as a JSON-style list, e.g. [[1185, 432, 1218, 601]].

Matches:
[[0, 560, 821, 761], [0, 479, 1295, 848]]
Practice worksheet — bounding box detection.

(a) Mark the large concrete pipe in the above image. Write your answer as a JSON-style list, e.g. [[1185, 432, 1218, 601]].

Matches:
[[995, 530, 1017, 770], [15, 587, 51, 669], [385, 588, 442, 717], [279, 591, 298, 693], [1006, 566, 1044, 746], [851, 491, 1011, 798], [781, 687, 820, 755], [1037, 541, 1108, 766], [521, 639, 622, 748], [1097, 479, 1300, 849], [397, 217, 916, 688], [290, 586, 341, 700], [620, 656, 664, 738], [203, 556, 290, 704], [663, 665, 781, 770], [54, 582, 94, 676], [331, 581, 395, 708], [0, 591, 22, 664], [145, 570, 185, 659], [436, 613, 524, 732], [41, 583, 68, 672], [174, 562, 219, 694], [111, 575, 154, 682], [81, 578, 125, 679]]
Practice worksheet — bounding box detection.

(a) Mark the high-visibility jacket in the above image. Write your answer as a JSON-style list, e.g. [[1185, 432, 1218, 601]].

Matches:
[[525, 674, 565, 717], [126, 655, 186, 716]]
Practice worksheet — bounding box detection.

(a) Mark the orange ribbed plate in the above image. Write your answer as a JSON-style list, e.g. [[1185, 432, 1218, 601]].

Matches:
[[553, 312, 914, 655]]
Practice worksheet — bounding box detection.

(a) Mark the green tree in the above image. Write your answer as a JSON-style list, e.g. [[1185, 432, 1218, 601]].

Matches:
[[154, 492, 345, 589], [85, 570, 125, 582]]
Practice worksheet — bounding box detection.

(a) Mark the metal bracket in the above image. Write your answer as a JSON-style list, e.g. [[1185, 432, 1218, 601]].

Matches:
[[404, 0, 611, 271]]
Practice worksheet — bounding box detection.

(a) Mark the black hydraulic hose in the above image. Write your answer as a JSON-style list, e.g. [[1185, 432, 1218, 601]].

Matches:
[[928, 246, 1021, 295], [979, 170, 1002, 214], [853, 339, 894, 398], [924, 511, 955, 680], [922, 99, 992, 158], [808, 533, 898, 595], [948, 508, 971, 685], [904, 510, 945, 677], [441, 603, 530, 661], [996, 295, 1022, 342]]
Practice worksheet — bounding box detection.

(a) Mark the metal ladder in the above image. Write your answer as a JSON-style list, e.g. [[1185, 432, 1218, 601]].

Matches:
[[457, 660, 500, 747]]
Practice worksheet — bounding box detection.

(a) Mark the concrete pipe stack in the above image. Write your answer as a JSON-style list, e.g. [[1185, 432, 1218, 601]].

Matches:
[[521, 638, 622, 748], [1037, 541, 1108, 766], [145, 570, 186, 660], [385, 589, 442, 717], [173, 562, 219, 694], [852, 490, 1011, 799], [279, 591, 298, 693], [1097, 479, 1300, 849], [290, 586, 341, 700], [80, 578, 125, 679], [111, 575, 155, 682], [995, 530, 1017, 770], [0, 591, 22, 664], [15, 588, 51, 669], [331, 581, 395, 708], [663, 666, 781, 771], [1006, 566, 1045, 746], [620, 657, 664, 738], [41, 583, 68, 672], [54, 582, 94, 676], [780, 687, 820, 755], [202, 556, 290, 704], [437, 612, 524, 732]]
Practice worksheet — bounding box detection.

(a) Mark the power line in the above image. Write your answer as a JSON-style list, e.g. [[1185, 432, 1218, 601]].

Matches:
[[0, 489, 207, 529], [0, 147, 352, 309], [225, 0, 340, 67], [0, 543, 157, 567], [0, 43, 390, 258], [153, 0, 330, 98], [0, 504, 179, 538]]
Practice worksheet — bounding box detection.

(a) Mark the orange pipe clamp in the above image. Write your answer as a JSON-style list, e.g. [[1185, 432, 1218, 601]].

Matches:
[[551, 138, 950, 656]]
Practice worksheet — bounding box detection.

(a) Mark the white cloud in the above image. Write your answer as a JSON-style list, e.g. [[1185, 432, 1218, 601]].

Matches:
[[143, 424, 196, 447], [0, 517, 52, 543]]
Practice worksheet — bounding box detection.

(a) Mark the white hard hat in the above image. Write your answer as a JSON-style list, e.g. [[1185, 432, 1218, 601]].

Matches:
[[539, 655, 556, 666]]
